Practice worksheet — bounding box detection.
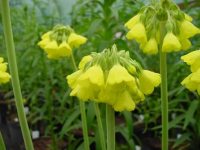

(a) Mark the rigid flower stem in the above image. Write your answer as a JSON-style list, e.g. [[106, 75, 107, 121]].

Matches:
[[70, 54, 90, 150], [0, 0, 34, 150], [160, 51, 168, 150], [94, 103, 106, 150], [106, 105, 115, 150]]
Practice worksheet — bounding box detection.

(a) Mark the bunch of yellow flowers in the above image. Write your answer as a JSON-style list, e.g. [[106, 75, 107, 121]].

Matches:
[[38, 25, 87, 59], [67, 45, 161, 111], [0, 57, 11, 84], [181, 50, 200, 95], [125, 1, 200, 54]]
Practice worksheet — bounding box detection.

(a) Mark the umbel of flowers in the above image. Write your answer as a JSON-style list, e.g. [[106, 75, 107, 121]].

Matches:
[[67, 45, 161, 111], [125, 0, 200, 54], [0, 57, 11, 84], [181, 50, 200, 95], [38, 25, 87, 59]]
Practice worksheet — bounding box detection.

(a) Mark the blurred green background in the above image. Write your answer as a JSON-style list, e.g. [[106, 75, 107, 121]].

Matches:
[[0, 0, 200, 149]]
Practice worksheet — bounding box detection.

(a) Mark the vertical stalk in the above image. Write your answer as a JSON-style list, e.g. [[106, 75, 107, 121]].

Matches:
[[160, 51, 168, 150], [106, 105, 115, 150], [70, 54, 90, 150], [94, 103, 106, 150], [0, 132, 6, 150], [0, 0, 34, 150]]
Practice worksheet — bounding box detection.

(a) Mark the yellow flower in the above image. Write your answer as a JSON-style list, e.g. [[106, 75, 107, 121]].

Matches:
[[126, 22, 147, 44], [0, 57, 11, 84], [78, 55, 93, 69], [143, 38, 158, 54], [44, 41, 72, 59], [181, 69, 200, 95], [98, 65, 143, 111], [68, 33, 87, 48], [139, 70, 161, 95], [181, 50, 200, 72], [180, 20, 200, 39], [68, 65, 104, 101], [124, 14, 141, 30], [162, 32, 181, 52]]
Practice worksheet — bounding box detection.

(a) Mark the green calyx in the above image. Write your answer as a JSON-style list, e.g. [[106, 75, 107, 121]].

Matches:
[[81, 44, 142, 77], [49, 25, 74, 45]]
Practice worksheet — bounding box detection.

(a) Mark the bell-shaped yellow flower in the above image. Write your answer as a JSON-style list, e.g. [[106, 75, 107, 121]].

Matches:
[[124, 14, 141, 30], [126, 22, 147, 44], [138, 70, 161, 95], [180, 20, 200, 39], [67, 70, 82, 88], [106, 64, 135, 84], [181, 50, 200, 72], [68, 65, 104, 101], [162, 32, 181, 52], [0, 57, 11, 84], [143, 38, 158, 54], [181, 69, 200, 95], [78, 55, 93, 69], [68, 33, 87, 48]]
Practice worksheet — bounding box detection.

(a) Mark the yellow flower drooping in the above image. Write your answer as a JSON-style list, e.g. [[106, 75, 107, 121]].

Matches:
[[162, 32, 181, 52], [0, 57, 11, 84], [67, 45, 160, 111], [126, 22, 147, 44], [181, 50, 200, 95], [181, 50, 200, 72], [138, 70, 161, 95], [181, 69, 200, 95], [124, 1, 200, 54], [38, 25, 87, 59]]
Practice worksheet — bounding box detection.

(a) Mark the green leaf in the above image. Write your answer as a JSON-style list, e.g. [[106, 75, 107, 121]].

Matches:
[[0, 132, 6, 150], [183, 100, 199, 129]]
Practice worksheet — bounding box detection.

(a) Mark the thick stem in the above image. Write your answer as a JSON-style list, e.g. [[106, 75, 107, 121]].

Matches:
[[0, 0, 34, 150], [160, 52, 168, 150], [94, 103, 106, 150], [106, 105, 115, 150], [70, 54, 90, 150]]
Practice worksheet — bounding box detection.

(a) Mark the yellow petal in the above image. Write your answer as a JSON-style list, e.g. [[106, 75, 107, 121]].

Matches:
[[0, 63, 7, 72], [0, 57, 3, 63], [67, 70, 82, 88], [107, 64, 134, 85], [58, 41, 72, 57], [68, 33, 87, 48], [78, 55, 93, 70], [41, 31, 51, 40], [124, 14, 141, 30], [179, 38, 191, 50], [0, 71, 11, 84], [162, 32, 181, 52], [126, 22, 147, 44], [180, 20, 200, 39], [139, 70, 161, 95], [181, 74, 198, 91], [143, 38, 158, 54], [184, 13, 193, 22]]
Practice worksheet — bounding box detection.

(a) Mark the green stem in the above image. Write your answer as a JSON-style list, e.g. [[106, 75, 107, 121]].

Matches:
[[0, 132, 6, 150], [94, 103, 106, 150], [106, 105, 115, 150], [70, 54, 90, 150], [160, 52, 168, 150], [0, 0, 34, 150]]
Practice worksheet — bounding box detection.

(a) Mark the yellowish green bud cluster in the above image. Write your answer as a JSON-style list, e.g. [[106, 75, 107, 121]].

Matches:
[[125, 1, 200, 54], [67, 45, 161, 112], [38, 25, 87, 59], [181, 50, 200, 95], [0, 57, 11, 84]]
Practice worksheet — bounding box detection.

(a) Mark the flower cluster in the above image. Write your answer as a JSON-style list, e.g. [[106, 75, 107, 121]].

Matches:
[[67, 45, 161, 111], [38, 25, 87, 59], [125, 1, 200, 54], [181, 50, 200, 95], [0, 57, 11, 84]]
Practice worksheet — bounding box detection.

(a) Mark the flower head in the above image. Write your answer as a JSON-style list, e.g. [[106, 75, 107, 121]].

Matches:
[[67, 45, 160, 111], [124, 1, 200, 54], [38, 25, 87, 59], [0, 57, 11, 84]]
